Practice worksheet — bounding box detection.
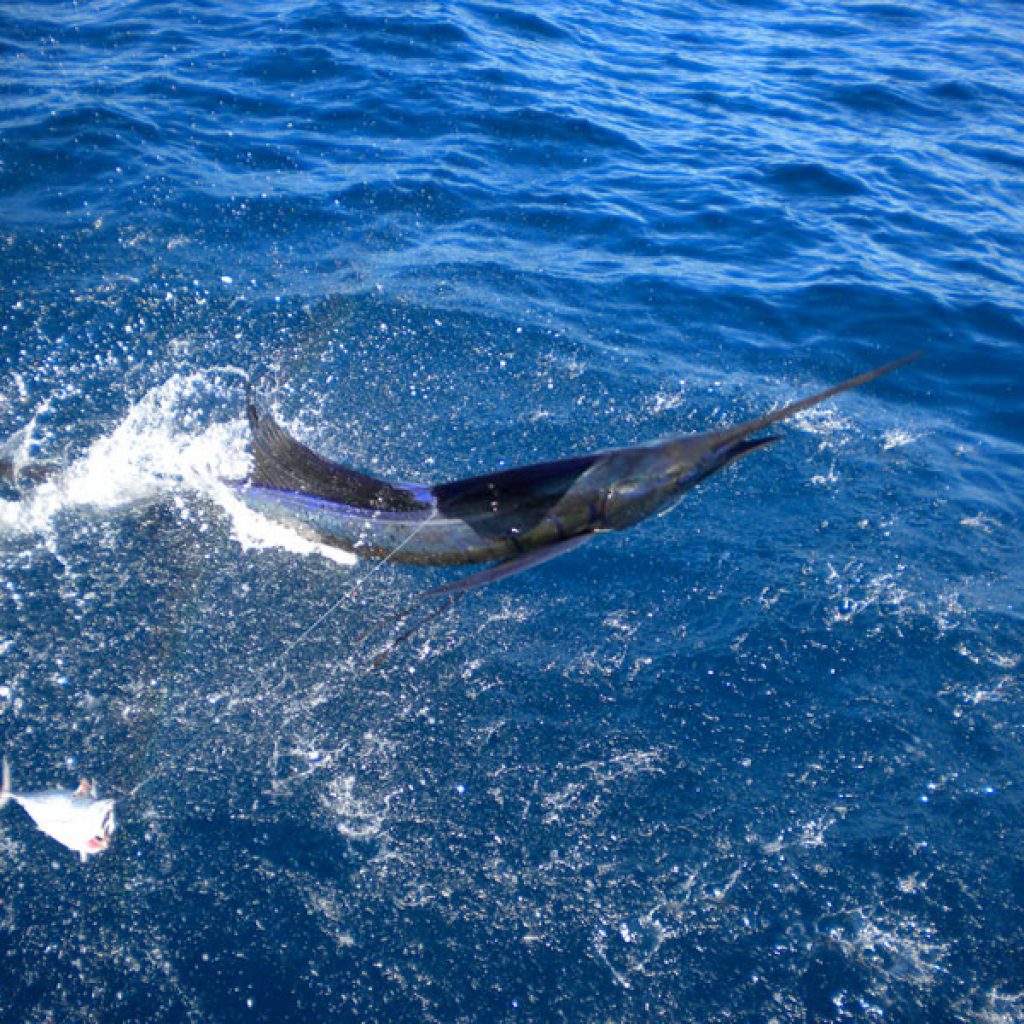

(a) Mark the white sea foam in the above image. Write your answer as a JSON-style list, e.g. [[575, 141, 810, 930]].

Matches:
[[882, 427, 921, 450], [960, 512, 1001, 533], [0, 370, 356, 565], [323, 773, 387, 841], [830, 910, 949, 990], [793, 404, 853, 436]]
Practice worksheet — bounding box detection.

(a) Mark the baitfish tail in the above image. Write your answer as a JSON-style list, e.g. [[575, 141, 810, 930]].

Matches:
[[0, 757, 11, 809]]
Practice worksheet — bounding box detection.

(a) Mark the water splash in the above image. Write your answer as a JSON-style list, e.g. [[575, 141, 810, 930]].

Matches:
[[0, 370, 356, 565]]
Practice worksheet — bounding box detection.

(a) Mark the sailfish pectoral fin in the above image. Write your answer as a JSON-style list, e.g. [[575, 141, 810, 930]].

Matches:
[[423, 532, 596, 598], [364, 533, 597, 668]]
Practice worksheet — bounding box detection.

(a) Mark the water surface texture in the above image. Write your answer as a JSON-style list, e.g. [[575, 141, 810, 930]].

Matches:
[[1, 2, 1023, 1022]]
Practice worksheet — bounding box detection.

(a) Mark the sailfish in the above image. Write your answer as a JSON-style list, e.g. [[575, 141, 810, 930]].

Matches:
[[236, 354, 920, 598]]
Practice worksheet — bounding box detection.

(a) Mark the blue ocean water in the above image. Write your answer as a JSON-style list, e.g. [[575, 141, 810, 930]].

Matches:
[[1, 1, 1023, 1020]]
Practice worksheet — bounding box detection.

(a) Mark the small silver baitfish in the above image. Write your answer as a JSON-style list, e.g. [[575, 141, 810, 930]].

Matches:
[[1, 757, 116, 863]]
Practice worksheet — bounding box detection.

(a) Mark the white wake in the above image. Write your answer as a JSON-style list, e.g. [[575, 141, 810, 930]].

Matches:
[[0, 370, 357, 565]]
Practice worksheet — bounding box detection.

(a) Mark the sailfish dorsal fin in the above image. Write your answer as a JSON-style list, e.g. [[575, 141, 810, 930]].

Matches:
[[246, 403, 431, 513]]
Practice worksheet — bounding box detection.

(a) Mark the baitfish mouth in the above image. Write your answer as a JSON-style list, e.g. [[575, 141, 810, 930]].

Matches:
[[88, 807, 117, 851]]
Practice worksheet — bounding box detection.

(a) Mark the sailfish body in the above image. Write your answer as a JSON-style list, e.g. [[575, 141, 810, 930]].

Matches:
[[235, 355, 919, 595]]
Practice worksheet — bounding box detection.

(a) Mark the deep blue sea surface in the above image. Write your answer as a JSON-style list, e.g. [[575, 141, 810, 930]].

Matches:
[[2, 2, 1023, 1021]]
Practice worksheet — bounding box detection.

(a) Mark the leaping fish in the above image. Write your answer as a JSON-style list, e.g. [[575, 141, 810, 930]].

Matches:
[[235, 354, 921, 597], [1, 757, 116, 863]]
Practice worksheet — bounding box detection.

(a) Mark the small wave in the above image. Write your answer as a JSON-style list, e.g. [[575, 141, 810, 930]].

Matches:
[[761, 161, 868, 199], [831, 81, 938, 119], [471, 105, 645, 161], [467, 4, 571, 43]]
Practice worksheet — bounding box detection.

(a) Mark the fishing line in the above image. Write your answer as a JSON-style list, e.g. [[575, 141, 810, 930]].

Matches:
[[265, 508, 440, 673]]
